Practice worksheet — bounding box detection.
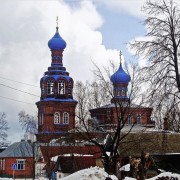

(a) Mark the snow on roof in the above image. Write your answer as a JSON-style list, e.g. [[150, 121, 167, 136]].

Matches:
[[60, 166, 118, 180], [90, 103, 152, 110], [0, 141, 33, 158], [51, 154, 94, 162]]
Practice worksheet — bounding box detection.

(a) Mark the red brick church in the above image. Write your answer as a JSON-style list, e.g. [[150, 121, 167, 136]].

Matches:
[[36, 24, 77, 142], [0, 20, 155, 178], [34, 21, 154, 177], [35, 23, 102, 177], [90, 56, 154, 131]]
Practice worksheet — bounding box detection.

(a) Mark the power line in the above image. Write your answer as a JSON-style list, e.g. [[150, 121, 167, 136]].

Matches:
[[0, 95, 35, 105], [0, 83, 40, 97], [0, 76, 39, 88]]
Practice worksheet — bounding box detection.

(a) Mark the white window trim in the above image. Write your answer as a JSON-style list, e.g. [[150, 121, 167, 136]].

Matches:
[[47, 80, 54, 95], [54, 112, 60, 124], [41, 83, 45, 95], [137, 114, 142, 125], [58, 80, 65, 95], [39, 112, 44, 125], [68, 81, 72, 96], [128, 114, 133, 125], [16, 159, 25, 170], [63, 112, 69, 124], [0, 159, 5, 170]]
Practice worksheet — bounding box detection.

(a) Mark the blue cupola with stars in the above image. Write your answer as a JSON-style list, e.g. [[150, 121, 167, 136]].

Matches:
[[110, 51, 131, 103]]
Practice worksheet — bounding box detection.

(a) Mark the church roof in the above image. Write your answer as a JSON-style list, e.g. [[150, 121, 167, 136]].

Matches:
[[48, 27, 66, 50], [89, 103, 152, 111], [0, 141, 33, 158], [110, 64, 131, 84]]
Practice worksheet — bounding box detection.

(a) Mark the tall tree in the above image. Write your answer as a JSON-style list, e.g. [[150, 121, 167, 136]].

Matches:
[[129, 0, 180, 128], [18, 110, 37, 138], [74, 59, 141, 175], [74, 79, 111, 124], [0, 112, 9, 143]]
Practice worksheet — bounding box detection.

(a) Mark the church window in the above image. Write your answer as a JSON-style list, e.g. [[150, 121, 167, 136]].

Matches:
[[41, 83, 45, 95], [41, 113, 44, 125], [128, 114, 133, 125], [121, 89, 125, 96], [68, 81, 72, 96], [16, 159, 25, 170], [58, 80, 65, 95], [137, 114, 142, 125], [106, 110, 111, 121], [39, 112, 44, 125], [54, 112, 60, 124], [0, 159, 5, 170], [63, 112, 69, 124], [47, 80, 54, 95]]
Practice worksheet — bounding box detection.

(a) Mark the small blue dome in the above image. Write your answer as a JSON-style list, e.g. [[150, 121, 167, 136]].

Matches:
[[110, 65, 131, 84], [48, 28, 66, 50]]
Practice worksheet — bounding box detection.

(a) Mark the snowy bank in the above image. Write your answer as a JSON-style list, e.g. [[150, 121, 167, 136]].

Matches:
[[61, 166, 118, 180], [124, 172, 180, 180]]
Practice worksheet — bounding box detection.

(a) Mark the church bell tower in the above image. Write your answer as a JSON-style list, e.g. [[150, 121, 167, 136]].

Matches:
[[36, 20, 77, 142]]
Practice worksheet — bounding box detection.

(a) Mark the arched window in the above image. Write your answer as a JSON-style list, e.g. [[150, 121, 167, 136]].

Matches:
[[128, 114, 133, 125], [38, 112, 43, 125], [63, 112, 69, 124], [121, 89, 126, 96], [41, 113, 44, 125], [68, 81, 72, 96], [54, 112, 60, 124], [41, 83, 45, 95], [58, 80, 65, 95], [47, 80, 54, 95], [137, 114, 142, 125]]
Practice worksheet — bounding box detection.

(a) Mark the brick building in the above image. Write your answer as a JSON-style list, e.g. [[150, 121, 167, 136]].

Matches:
[[89, 57, 154, 130], [35, 23, 102, 178], [36, 24, 77, 143], [0, 140, 33, 178]]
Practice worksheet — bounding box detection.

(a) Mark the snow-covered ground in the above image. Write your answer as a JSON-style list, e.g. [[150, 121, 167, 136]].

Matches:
[[60, 166, 118, 180], [124, 172, 180, 180], [0, 167, 118, 180], [0, 168, 180, 180]]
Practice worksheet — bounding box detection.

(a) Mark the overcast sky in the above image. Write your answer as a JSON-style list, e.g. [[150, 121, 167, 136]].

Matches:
[[0, 0, 149, 143]]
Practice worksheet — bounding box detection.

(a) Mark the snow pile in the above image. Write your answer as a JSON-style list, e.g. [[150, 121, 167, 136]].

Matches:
[[61, 166, 118, 180], [147, 172, 180, 180], [124, 172, 180, 180], [119, 163, 130, 172]]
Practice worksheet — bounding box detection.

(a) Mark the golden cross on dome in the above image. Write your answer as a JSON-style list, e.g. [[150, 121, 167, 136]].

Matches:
[[56, 16, 59, 30], [119, 51, 122, 66]]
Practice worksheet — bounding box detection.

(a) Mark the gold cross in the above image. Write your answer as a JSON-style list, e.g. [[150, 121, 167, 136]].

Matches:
[[119, 51, 122, 65], [56, 16, 59, 29]]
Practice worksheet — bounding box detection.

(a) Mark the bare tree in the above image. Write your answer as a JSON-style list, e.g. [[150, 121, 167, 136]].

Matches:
[[74, 81, 91, 124], [74, 60, 142, 175], [0, 112, 9, 143], [18, 110, 38, 136], [129, 0, 180, 128], [74, 79, 111, 125]]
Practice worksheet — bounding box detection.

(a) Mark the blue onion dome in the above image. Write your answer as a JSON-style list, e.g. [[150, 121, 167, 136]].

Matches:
[[110, 64, 131, 84], [48, 27, 66, 50]]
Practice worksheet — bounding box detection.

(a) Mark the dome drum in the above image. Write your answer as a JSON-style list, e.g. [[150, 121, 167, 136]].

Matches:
[[40, 76, 74, 100], [48, 67, 66, 71]]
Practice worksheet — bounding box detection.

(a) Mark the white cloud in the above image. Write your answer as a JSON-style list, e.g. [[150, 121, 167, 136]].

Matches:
[[0, 0, 122, 143], [96, 0, 147, 18]]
